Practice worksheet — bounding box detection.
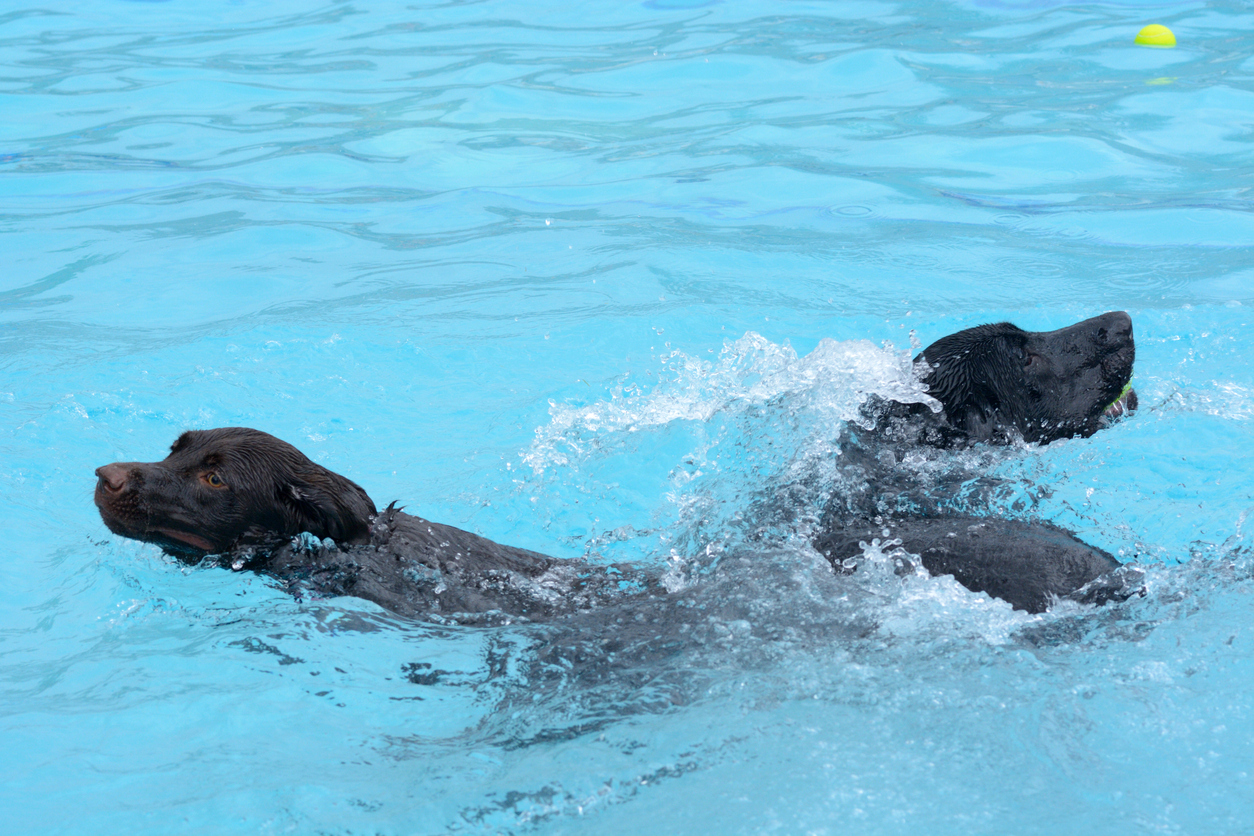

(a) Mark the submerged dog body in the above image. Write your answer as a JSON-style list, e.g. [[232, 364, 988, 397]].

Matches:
[[240, 505, 654, 623]]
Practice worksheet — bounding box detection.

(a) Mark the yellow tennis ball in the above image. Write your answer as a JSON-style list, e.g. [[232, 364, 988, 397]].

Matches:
[[1135, 24, 1176, 47]]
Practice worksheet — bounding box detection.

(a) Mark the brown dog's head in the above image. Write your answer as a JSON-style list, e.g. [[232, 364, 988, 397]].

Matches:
[[94, 427, 377, 557]]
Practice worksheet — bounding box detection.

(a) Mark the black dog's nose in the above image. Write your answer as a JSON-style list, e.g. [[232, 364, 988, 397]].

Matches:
[[95, 464, 130, 493], [1096, 311, 1133, 344]]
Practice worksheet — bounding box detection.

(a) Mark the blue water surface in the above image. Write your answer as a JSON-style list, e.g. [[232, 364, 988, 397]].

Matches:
[[3, 0, 1254, 833]]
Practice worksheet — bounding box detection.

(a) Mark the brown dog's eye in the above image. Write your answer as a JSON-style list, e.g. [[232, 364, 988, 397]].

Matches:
[[204, 472, 227, 489]]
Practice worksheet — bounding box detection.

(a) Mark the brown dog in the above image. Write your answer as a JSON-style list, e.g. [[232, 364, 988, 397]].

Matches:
[[95, 427, 660, 622]]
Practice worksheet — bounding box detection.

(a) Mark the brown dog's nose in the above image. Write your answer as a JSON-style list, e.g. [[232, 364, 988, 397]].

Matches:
[[95, 464, 130, 493]]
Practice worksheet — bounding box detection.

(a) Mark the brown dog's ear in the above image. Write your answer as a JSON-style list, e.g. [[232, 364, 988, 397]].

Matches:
[[278, 471, 377, 545]]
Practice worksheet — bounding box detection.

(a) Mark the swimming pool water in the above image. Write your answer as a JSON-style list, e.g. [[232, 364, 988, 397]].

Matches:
[[3, 0, 1253, 833]]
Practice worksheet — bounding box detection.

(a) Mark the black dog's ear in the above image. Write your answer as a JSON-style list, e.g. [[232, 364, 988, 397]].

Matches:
[[915, 354, 971, 414], [916, 352, 994, 432], [278, 472, 377, 545], [922, 361, 1004, 442], [916, 323, 1025, 440]]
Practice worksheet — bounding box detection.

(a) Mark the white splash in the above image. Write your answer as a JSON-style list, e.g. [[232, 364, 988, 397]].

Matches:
[[524, 331, 937, 474]]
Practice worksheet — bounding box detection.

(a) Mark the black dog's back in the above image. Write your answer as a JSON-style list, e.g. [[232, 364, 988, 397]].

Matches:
[[813, 516, 1123, 614]]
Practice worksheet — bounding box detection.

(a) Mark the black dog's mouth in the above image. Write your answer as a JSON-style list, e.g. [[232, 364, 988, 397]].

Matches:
[[1101, 382, 1138, 423]]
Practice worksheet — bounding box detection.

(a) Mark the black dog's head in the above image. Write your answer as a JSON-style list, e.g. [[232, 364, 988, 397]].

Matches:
[[916, 311, 1136, 445], [94, 427, 377, 558]]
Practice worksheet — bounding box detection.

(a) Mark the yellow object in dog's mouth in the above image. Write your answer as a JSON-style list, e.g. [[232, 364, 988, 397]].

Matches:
[[1102, 380, 1137, 422]]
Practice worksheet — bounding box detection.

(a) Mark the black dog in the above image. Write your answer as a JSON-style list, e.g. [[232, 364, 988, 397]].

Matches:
[[812, 311, 1139, 612]]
